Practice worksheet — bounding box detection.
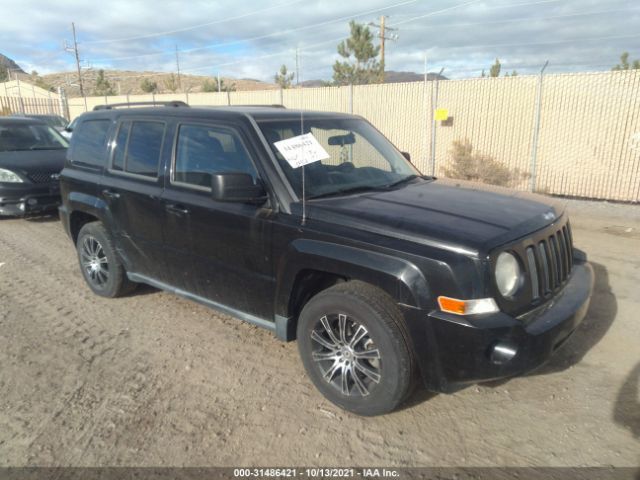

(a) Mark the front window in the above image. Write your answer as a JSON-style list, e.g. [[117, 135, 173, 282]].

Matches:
[[0, 123, 68, 152], [257, 117, 420, 199]]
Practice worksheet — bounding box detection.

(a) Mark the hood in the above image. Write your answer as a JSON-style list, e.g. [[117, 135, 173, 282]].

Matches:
[[306, 178, 566, 256], [0, 149, 67, 177]]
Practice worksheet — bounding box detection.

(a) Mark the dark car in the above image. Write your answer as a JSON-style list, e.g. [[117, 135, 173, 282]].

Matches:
[[0, 117, 68, 216], [59, 103, 593, 416], [13, 114, 69, 132]]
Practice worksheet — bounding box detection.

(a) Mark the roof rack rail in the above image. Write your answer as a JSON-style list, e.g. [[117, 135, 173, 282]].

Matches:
[[227, 104, 286, 108], [93, 101, 189, 111]]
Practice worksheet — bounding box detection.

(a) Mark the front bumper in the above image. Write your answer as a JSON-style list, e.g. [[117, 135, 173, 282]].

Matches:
[[404, 260, 594, 392], [0, 182, 61, 216]]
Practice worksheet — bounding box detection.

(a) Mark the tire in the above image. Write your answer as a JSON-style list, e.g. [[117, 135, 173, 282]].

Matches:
[[76, 221, 136, 298], [297, 281, 416, 416]]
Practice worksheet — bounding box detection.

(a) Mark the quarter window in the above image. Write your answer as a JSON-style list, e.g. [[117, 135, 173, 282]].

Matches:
[[71, 119, 111, 167], [111, 120, 165, 178], [174, 124, 257, 188]]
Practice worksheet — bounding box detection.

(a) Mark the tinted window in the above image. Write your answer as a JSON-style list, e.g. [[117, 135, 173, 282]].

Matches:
[[126, 122, 164, 177], [71, 119, 111, 166], [174, 124, 257, 188], [110, 120, 164, 178], [0, 123, 68, 152], [112, 121, 130, 171]]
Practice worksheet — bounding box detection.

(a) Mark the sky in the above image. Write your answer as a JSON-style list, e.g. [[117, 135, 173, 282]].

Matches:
[[2, 0, 639, 82]]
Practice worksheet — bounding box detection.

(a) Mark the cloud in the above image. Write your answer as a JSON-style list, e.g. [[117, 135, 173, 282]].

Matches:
[[1, 0, 639, 81]]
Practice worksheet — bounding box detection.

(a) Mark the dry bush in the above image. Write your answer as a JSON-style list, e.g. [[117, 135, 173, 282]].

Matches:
[[444, 139, 529, 188]]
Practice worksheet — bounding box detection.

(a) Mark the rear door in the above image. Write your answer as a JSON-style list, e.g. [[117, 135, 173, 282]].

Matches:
[[160, 120, 275, 318], [100, 117, 170, 281]]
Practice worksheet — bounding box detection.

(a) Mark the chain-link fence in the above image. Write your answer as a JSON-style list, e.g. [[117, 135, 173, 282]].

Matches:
[[60, 69, 639, 202]]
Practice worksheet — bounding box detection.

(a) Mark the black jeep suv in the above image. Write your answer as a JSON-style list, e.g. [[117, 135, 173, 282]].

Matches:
[[59, 103, 594, 415]]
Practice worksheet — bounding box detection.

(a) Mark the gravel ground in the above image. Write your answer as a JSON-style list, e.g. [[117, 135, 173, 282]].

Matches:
[[0, 199, 638, 467]]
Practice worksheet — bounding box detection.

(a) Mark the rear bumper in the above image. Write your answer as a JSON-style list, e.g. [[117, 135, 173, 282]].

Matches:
[[0, 183, 61, 216], [405, 260, 594, 392]]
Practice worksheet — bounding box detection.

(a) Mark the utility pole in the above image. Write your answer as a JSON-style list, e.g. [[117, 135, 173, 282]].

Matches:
[[368, 16, 398, 82], [64, 22, 87, 111], [175, 45, 182, 91], [295, 47, 299, 86]]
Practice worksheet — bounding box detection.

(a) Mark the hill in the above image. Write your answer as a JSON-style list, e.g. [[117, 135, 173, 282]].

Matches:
[[0, 53, 27, 78], [41, 70, 278, 98]]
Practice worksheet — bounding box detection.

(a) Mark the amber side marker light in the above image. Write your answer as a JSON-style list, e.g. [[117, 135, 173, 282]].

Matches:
[[437, 296, 499, 315]]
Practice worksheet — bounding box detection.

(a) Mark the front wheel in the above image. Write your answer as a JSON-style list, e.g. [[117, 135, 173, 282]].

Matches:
[[297, 281, 416, 416]]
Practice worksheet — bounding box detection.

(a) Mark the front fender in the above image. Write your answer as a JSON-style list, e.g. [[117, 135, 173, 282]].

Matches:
[[274, 239, 431, 319]]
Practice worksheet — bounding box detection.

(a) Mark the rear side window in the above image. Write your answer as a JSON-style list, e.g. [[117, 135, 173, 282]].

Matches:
[[111, 120, 165, 178], [71, 119, 111, 167]]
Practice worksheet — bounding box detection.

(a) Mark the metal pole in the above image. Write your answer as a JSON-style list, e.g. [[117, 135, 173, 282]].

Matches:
[[15, 72, 25, 114], [423, 54, 429, 172], [175, 44, 182, 92], [430, 77, 438, 176], [349, 83, 353, 114], [71, 22, 87, 112], [529, 60, 549, 192]]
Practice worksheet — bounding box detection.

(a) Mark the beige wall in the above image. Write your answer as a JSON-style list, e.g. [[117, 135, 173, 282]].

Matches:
[[65, 70, 640, 202]]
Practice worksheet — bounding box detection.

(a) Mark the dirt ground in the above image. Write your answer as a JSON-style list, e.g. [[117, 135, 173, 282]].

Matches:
[[0, 198, 638, 467]]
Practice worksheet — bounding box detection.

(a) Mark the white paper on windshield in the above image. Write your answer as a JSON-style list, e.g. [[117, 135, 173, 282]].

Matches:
[[273, 133, 330, 169]]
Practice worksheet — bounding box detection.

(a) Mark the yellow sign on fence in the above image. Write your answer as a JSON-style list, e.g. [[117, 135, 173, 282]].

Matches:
[[435, 108, 449, 121]]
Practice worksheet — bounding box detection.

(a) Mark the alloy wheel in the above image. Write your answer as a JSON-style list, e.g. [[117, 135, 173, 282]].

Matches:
[[310, 313, 382, 397], [80, 235, 109, 287]]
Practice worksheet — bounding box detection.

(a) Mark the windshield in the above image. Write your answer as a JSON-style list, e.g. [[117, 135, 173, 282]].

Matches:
[[38, 116, 68, 130], [0, 123, 69, 152], [258, 117, 420, 199]]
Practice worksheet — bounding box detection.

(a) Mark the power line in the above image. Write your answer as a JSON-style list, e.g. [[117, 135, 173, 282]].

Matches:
[[89, 0, 423, 63], [81, 0, 306, 45], [398, 7, 631, 30]]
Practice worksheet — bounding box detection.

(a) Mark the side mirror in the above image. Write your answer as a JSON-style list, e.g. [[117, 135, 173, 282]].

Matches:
[[211, 172, 267, 204], [401, 151, 411, 162]]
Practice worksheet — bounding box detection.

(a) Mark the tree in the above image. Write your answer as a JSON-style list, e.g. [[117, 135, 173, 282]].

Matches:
[[202, 77, 235, 92], [94, 69, 115, 96], [332, 21, 381, 85], [612, 52, 640, 70], [489, 58, 501, 77], [164, 73, 179, 93], [140, 78, 158, 93], [275, 64, 294, 89], [0, 64, 8, 82], [481, 69, 486, 78]]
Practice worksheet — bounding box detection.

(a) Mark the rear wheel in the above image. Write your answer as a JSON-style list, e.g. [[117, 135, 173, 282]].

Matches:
[[76, 222, 135, 298], [297, 281, 416, 416]]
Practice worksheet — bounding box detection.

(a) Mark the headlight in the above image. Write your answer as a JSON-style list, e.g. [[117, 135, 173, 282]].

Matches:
[[0, 168, 23, 183], [495, 252, 522, 297]]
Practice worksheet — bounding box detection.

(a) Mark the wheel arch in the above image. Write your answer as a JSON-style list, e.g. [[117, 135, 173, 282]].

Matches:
[[274, 239, 430, 341]]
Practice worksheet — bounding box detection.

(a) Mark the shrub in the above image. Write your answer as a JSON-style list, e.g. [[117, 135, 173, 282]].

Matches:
[[444, 139, 529, 188]]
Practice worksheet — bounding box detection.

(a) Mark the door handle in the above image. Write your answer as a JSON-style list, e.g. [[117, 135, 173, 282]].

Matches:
[[165, 203, 190, 215], [102, 189, 120, 199]]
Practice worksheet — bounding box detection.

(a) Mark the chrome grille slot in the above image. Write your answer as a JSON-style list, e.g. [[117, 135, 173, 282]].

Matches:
[[526, 247, 539, 299], [538, 241, 550, 294]]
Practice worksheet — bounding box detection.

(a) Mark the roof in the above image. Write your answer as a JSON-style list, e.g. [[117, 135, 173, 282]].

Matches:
[[0, 116, 47, 126], [79, 104, 357, 122]]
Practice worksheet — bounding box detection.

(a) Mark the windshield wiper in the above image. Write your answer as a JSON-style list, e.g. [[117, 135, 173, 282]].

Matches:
[[384, 174, 421, 189], [30, 146, 66, 150], [308, 185, 387, 200]]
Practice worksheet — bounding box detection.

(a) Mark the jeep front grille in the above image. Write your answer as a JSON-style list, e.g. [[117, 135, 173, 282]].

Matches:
[[525, 223, 573, 299]]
